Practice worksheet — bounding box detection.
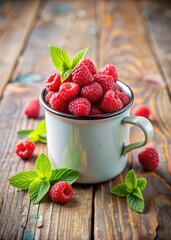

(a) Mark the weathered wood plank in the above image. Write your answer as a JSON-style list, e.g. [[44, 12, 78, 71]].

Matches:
[[0, 0, 41, 98], [138, 0, 171, 96], [94, 0, 171, 239], [0, 0, 96, 239]]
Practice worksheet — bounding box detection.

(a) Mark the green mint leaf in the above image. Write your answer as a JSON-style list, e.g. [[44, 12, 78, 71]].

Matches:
[[48, 45, 71, 72], [50, 168, 79, 185], [133, 187, 143, 200], [28, 131, 40, 142], [39, 134, 47, 143], [17, 130, 34, 139], [61, 68, 72, 82], [125, 169, 137, 191], [35, 153, 52, 179], [9, 171, 38, 190], [28, 178, 50, 204], [126, 193, 145, 213], [71, 47, 89, 68], [110, 183, 128, 197], [137, 178, 147, 191], [35, 120, 46, 135]]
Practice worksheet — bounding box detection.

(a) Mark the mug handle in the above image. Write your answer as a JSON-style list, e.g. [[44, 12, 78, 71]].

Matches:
[[122, 116, 154, 155]]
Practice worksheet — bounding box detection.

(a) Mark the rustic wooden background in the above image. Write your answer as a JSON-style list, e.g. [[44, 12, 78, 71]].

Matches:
[[0, 0, 171, 239]]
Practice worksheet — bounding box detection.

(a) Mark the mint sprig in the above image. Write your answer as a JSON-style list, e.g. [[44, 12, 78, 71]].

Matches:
[[110, 169, 147, 213], [9, 153, 79, 204], [17, 119, 47, 143], [48, 45, 89, 81]]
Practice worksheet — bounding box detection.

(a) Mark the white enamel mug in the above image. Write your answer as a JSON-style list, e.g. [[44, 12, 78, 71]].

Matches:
[[40, 81, 154, 184]]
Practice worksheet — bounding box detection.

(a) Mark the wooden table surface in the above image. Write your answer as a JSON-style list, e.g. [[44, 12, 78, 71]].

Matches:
[[0, 0, 171, 239]]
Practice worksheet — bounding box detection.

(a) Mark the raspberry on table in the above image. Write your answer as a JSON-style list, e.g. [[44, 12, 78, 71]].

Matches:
[[49, 92, 69, 113], [15, 139, 35, 159], [49, 181, 73, 204], [45, 91, 54, 104], [132, 104, 150, 119], [138, 147, 159, 171], [100, 90, 123, 113], [115, 90, 130, 106], [89, 104, 103, 116], [94, 74, 114, 93], [81, 82, 103, 102], [59, 82, 80, 101], [98, 64, 118, 82], [23, 98, 40, 118], [69, 97, 91, 116], [81, 58, 96, 75], [72, 63, 94, 87], [45, 73, 61, 92]]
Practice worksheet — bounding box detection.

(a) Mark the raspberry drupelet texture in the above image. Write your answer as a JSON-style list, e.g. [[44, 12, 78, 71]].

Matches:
[[45, 73, 61, 92], [132, 104, 150, 119], [49, 181, 73, 204], [89, 104, 103, 116], [81, 82, 103, 102], [94, 74, 114, 93], [45, 91, 54, 104], [69, 97, 91, 116], [59, 82, 80, 101], [81, 58, 96, 75], [15, 139, 35, 159], [49, 92, 68, 113], [115, 90, 130, 106], [100, 90, 123, 113], [138, 147, 159, 171], [98, 64, 118, 82], [23, 98, 40, 118], [72, 63, 94, 87]]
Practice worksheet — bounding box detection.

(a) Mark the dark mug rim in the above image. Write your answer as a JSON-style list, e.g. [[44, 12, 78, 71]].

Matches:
[[39, 80, 134, 120]]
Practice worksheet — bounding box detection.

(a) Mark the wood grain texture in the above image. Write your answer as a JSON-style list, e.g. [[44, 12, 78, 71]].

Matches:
[[0, 0, 41, 98], [0, 0, 95, 239], [94, 0, 171, 239]]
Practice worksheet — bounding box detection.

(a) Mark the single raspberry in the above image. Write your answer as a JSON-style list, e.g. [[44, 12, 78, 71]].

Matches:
[[49, 92, 68, 113], [89, 104, 103, 116], [59, 82, 80, 101], [138, 147, 159, 171], [45, 73, 61, 92], [72, 64, 94, 87], [81, 58, 96, 75], [49, 181, 73, 204], [45, 91, 54, 104], [15, 139, 35, 159], [115, 90, 130, 106], [69, 97, 91, 116], [100, 90, 123, 113], [81, 82, 103, 102], [132, 104, 150, 119], [94, 74, 114, 93], [23, 98, 40, 118], [98, 64, 118, 82]]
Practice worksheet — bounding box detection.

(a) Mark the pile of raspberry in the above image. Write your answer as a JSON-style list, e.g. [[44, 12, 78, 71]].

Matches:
[[44, 59, 130, 117]]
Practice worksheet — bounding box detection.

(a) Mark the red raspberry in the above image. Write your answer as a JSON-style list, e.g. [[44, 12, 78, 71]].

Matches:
[[100, 90, 123, 113], [112, 82, 121, 91], [94, 74, 114, 93], [69, 97, 91, 116], [72, 63, 94, 87], [45, 91, 54, 104], [81, 82, 103, 102], [23, 98, 40, 118], [49, 92, 68, 113], [81, 58, 96, 75], [15, 139, 35, 159], [59, 82, 80, 101], [132, 104, 150, 119], [49, 181, 73, 204], [138, 147, 159, 171], [115, 90, 130, 106], [89, 104, 103, 116], [45, 73, 61, 92], [98, 64, 118, 82]]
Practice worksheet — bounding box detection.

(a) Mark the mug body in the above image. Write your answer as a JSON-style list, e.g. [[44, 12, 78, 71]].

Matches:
[[40, 81, 134, 184]]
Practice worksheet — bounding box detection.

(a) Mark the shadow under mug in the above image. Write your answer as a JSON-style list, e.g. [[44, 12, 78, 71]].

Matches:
[[39, 81, 154, 184]]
